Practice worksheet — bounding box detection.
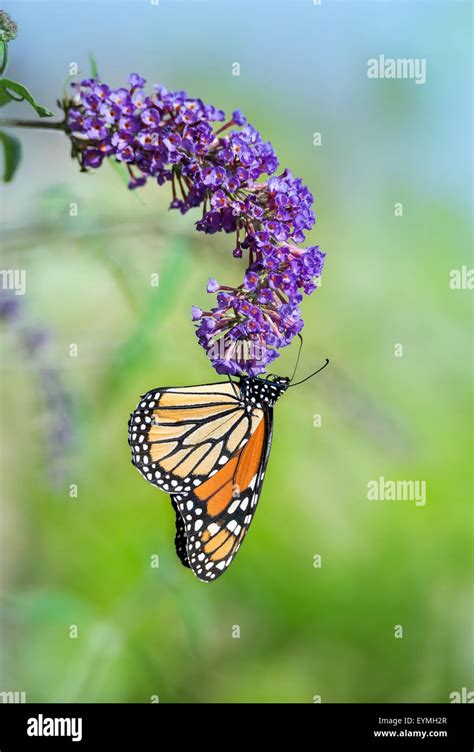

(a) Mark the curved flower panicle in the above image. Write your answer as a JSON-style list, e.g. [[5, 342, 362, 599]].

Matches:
[[64, 74, 325, 375]]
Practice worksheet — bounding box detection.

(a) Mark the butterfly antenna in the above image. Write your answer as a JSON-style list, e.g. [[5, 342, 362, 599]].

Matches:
[[288, 358, 330, 388], [289, 334, 304, 383], [227, 374, 239, 398]]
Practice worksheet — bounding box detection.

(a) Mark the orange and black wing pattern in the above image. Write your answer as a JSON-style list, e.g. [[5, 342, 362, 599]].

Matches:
[[128, 383, 262, 494], [172, 409, 273, 581], [128, 381, 273, 581]]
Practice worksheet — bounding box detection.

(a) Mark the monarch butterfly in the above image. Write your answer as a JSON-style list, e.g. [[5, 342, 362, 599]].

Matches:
[[128, 357, 329, 582]]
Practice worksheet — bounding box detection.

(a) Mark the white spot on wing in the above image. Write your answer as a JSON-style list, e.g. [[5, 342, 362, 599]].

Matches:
[[228, 499, 240, 514]]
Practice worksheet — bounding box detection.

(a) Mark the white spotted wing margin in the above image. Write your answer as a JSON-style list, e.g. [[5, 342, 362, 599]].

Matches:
[[172, 407, 275, 583], [128, 382, 258, 495]]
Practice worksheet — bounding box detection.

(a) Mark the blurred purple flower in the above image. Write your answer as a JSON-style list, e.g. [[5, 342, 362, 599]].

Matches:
[[0, 291, 74, 487]]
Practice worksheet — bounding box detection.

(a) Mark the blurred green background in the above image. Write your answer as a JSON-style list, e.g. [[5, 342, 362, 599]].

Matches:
[[0, 0, 472, 703]]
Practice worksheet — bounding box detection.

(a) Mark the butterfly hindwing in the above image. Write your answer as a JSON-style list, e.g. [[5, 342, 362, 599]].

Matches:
[[172, 408, 274, 582]]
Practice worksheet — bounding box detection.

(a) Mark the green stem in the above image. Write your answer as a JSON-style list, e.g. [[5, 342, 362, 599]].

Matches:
[[0, 42, 8, 76], [0, 118, 66, 130]]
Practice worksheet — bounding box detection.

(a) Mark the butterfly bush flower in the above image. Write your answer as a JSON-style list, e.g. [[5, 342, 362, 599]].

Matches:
[[64, 74, 326, 375]]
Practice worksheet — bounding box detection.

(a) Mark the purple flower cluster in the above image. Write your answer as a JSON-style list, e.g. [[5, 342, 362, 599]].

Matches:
[[65, 74, 325, 375]]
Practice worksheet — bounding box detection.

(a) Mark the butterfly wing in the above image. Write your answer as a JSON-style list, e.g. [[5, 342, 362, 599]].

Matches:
[[173, 406, 274, 582], [128, 382, 262, 495]]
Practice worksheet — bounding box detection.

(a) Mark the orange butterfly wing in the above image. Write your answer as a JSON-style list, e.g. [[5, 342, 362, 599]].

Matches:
[[129, 383, 262, 494], [172, 411, 273, 582]]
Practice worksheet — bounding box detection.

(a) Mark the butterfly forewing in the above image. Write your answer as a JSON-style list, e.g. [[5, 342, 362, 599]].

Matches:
[[128, 383, 259, 495]]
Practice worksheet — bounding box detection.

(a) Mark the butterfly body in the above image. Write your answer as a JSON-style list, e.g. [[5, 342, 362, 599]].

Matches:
[[239, 374, 289, 410], [128, 374, 289, 582]]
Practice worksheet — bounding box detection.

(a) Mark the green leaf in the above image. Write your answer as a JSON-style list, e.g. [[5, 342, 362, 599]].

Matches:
[[0, 78, 53, 117], [0, 129, 22, 181], [0, 86, 11, 107], [89, 52, 99, 78]]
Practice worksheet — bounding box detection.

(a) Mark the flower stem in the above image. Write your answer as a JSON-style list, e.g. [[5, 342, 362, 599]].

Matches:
[[0, 118, 66, 131], [0, 43, 8, 76]]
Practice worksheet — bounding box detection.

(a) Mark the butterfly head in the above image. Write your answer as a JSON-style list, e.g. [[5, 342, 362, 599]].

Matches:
[[266, 373, 291, 390]]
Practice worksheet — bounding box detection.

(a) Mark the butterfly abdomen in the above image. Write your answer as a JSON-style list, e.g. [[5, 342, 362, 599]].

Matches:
[[171, 496, 191, 568]]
